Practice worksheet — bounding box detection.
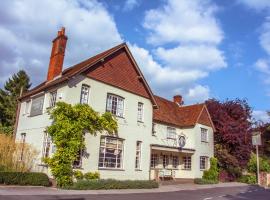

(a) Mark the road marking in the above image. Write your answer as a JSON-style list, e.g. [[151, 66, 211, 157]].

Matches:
[[203, 197, 213, 200], [218, 195, 226, 198]]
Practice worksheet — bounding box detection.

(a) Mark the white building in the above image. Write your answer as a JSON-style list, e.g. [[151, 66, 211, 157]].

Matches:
[[15, 28, 215, 182]]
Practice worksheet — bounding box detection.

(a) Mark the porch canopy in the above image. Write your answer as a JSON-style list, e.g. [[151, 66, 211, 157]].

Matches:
[[150, 144, 195, 154]]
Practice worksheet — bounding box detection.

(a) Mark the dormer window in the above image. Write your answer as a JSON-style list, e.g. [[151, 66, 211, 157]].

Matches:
[[106, 94, 124, 117]]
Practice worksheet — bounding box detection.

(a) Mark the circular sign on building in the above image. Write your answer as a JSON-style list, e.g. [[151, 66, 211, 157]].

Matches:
[[178, 135, 186, 148]]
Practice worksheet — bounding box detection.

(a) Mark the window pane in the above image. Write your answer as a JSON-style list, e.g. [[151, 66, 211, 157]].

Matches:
[[167, 127, 176, 139], [30, 95, 44, 116], [49, 91, 57, 107], [80, 85, 90, 104], [106, 94, 124, 117], [137, 103, 143, 122]]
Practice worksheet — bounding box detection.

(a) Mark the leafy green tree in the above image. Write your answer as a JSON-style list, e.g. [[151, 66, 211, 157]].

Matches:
[[247, 153, 270, 173], [44, 102, 118, 187], [0, 70, 31, 133]]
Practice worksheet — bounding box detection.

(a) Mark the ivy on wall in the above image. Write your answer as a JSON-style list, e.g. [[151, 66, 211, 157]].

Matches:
[[44, 102, 118, 187]]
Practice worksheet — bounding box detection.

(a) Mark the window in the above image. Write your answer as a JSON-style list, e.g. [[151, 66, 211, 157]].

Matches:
[[30, 95, 44, 116], [99, 137, 124, 169], [167, 127, 176, 140], [80, 84, 90, 104], [19, 133, 26, 161], [201, 128, 208, 142], [183, 156, 191, 170], [24, 100, 31, 115], [151, 154, 158, 168], [152, 123, 157, 136], [137, 102, 144, 122], [200, 156, 208, 170], [73, 149, 83, 168], [135, 141, 142, 169], [49, 91, 57, 108], [172, 156, 179, 168], [106, 94, 124, 117], [162, 155, 169, 168], [42, 132, 51, 159]]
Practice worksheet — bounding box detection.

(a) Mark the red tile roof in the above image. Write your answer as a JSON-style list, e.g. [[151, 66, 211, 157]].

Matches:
[[153, 95, 214, 129]]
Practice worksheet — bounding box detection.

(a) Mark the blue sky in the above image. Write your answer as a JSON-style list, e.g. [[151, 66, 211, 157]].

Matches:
[[0, 0, 269, 122]]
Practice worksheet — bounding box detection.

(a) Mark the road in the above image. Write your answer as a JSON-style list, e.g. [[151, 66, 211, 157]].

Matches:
[[0, 185, 269, 200]]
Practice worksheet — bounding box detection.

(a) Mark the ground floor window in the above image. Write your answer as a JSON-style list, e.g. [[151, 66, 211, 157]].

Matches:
[[42, 132, 51, 159], [151, 154, 158, 168], [162, 155, 169, 168], [98, 136, 124, 169], [172, 156, 179, 168], [200, 156, 208, 170], [183, 156, 191, 170], [135, 141, 142, 169]]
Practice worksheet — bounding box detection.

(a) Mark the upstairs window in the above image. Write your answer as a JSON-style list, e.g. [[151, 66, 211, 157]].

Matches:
[[201, 128, 208, 142], [106, 94, 124, 117], [49, 91, 57, 108], [80, 84, 90, 104], [167, 127, 176, 140], [135, 141, 142, 169], [24, 100, 31, 115], [152, 123, 157, 136], [137, 102, 144, 122], [42, 132, 51, 159], [30, 95, 44, 116]]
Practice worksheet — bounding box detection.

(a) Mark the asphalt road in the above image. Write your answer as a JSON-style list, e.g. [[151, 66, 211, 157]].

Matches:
[[0, 185, 269, 200]]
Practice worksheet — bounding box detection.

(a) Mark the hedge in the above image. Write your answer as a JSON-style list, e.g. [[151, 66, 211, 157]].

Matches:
[[194, 178, 218, 185], [0, 172, 50, 186], [63, 179, 159, 190], [238, 175, 257, 184]]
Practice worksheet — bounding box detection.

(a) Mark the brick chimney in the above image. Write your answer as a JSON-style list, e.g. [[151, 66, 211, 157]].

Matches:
[[173, 95, 184, 106], [47, 27, 68, 81]]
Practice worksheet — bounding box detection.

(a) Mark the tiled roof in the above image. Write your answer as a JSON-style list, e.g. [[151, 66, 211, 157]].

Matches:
[[20, 43, 157, 106], [153, 95, 213, 128]]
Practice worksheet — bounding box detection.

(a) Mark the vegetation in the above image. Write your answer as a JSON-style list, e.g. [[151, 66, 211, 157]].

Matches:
[[0, 171, 50, 186], [84, 171, 100, 180], [44, 102, 118, 187], [73, 170, 84, 180], [247, 153, 270, 173], [0, 70, 31, 135], [238, 174, 257, 184], [63, 179, 159, 190], [206, 99, 253, 180], [194, 178, 218, 185], [203, 157, 219, 182], [0, 133, 38, 172]]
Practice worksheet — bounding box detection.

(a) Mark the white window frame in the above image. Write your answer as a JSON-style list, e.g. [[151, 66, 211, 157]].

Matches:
[[135, 141, 142, 169], [172, 156, 179, 169], [42, 132, 51, 160], [151, 154, 158, 168], [137, 102, 144, 122], [201, 128, 208, 142], [24, 100, 31, 115], [49, 91, 57, 108], [183, 156, 191, 170], [200, 156, 208, 170], [106, 94, 124, 118], [98, 137, 124, 169], [167, 127, 176, 140], [80, 84, 90, 104]]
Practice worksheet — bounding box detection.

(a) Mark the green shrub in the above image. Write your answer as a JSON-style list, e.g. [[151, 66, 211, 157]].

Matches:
[[203, 157, 219, 182], [73, 170, 84, 180], [0, 172, 50, 186], [238, 175, 257, 184], [194, 178, 218, 185], [84, 171, 100, 180], [247, 153, 270, 173], [63, 179, 159, 190]]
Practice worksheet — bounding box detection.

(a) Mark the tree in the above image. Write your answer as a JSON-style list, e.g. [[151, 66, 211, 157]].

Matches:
[[44, 102, 118, 187], [0, 70, 31, 133], [206, 99, 253, 171]]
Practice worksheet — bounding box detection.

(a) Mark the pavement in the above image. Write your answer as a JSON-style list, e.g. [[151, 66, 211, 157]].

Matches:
[[0, 183, 269, 200]]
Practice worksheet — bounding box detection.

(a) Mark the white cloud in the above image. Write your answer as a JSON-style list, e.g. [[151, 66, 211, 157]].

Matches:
[[0, 0, 122, 86], [123, 0, 139, 11], [238, 0, 270, 10], [260, 18, 270, 55], [185, 85, 210, 104], [143, 0, 223, 45], [255, 59, 270, 75], [253, 110, 269, 123]]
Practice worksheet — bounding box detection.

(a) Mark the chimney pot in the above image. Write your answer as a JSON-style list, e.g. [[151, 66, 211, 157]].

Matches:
[[47, 27, 68, 81], [173, 95, 184, 106]]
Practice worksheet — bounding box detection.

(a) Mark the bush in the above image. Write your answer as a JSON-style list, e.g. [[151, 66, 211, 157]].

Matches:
[[238, 175, 257, 184], [194, 178, 218, 185], [203, 157, 219, 182], [84, 171, 100, 180], [0, 172, 50, 186], [73, 170, 84, 180], [247, 153, 270, 173], [63, 179, 159, 190]]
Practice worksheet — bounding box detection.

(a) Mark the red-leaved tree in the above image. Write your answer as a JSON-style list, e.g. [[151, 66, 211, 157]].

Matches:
[[206, 99, 253, 172]]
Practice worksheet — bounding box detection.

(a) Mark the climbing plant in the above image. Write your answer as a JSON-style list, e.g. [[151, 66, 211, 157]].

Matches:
[[44, 102, 118, 187]]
